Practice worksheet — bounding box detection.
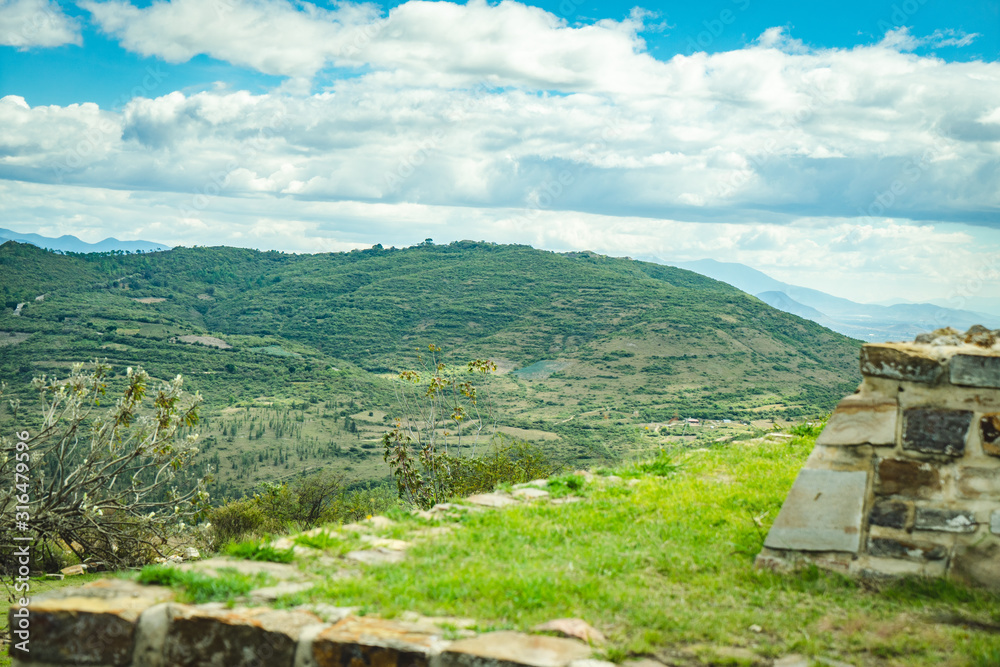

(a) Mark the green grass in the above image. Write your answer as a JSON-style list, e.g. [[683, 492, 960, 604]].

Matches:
[[224, 540, 295, 563], [618, 447, 686, 478], [274, 433, 1000, 666], [136, 564, 272, 604]]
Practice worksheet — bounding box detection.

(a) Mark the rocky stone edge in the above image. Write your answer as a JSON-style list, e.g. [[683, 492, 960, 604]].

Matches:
[[8, 578, 605, 667], [757, 325, 1000, 589], [10, 564, 845, 667]]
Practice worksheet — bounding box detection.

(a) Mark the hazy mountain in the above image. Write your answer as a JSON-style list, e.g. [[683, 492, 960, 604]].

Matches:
[[0, 228, 170, 254], [662, 258, 999, 342], [755, 291, 825, 320], [929, 296, 1000, 319]]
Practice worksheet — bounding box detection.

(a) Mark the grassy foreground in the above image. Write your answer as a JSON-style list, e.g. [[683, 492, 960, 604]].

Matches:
[[11, 432, 1000, 665], [280, 432, 1000, 666]]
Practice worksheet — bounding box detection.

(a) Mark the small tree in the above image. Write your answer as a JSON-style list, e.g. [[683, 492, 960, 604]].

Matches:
[[382, 345, 498, 508], [0, 362, 209, 569]]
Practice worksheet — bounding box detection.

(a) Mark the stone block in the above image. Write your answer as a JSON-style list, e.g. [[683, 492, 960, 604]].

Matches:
[[133, 602, 171, 667], [875, 459, 941, 498], [513, 487, 550, 500], [802, 443, 873, 473], [441, 631, 591, 667], [763, 469, 868, 553], [164, 605, 321, 666], [902, 408, 972, 457], [344, 548, 406, 565], [532, 619, 605, 645], [981, 413, 1000, 457], [949, 540, 1000, 590], [868, 536, 947, 561], [860, 344, 945, 383], [855, 556, 946, 580], [914, 508, 977, 533], [956, 467, 1000, 499], [465, 493, 518, 508], [816, 394, 898, 446], [868, 500, 910, 529], [8, 578, 172, 665], [951, 354, 1000, 389], [311, 615, 448, 667]]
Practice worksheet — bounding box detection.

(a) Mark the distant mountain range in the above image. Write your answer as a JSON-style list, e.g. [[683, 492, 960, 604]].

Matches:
[[0, 228, 170, 254], [661, 259, 999, 343]]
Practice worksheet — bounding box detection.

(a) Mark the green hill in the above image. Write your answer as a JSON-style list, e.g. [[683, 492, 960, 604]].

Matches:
[[0, 240, 861, 497]]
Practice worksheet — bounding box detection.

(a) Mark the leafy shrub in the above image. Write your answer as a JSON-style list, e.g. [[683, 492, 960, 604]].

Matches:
[[0, 363, 207, 570], [629, 448, 684, 477], [206, 497, 283, 549], [790, 420, 826, 438], [447, 439, 560, 498], [206, 476, 401, 548]]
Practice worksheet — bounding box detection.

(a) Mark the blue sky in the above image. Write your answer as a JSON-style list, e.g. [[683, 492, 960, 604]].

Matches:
[[4, 1, 997, 108], [0, 0, 998, 306]]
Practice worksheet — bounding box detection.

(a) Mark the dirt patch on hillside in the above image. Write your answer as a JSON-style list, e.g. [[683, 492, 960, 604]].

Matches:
[[177, 335, 232, 349], [0, 332, 30, 347], [197, 294, 214, 300], [491, 359, 517, 375], [132, 297, 166, 304], [497, 426, 561, 441]]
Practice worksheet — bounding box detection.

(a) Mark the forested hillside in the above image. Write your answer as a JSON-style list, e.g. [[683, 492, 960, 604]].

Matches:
[[0, 240, 861, 497]]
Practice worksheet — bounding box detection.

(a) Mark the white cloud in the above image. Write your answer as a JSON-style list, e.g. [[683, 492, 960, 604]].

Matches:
[[0, 0, 81, 48], [2, 179, 996, 305], [4, 33, 999, 222], [4, 1, 1000, 304], [880, 27, 980, 52], [81, 0, 380, 78], [82, 0, 659, 91], [756, 26, 808, 54]]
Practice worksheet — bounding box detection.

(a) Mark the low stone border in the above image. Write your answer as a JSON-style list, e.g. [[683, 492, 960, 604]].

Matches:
[[10, 578, 601, 667]]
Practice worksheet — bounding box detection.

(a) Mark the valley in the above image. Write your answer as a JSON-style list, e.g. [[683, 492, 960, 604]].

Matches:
[[0, 240, 862, 498]]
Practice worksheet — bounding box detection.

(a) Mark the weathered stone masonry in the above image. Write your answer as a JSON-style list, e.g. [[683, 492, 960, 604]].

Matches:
[[757, 326, 1000, 588], [8, 578, 596, 667]]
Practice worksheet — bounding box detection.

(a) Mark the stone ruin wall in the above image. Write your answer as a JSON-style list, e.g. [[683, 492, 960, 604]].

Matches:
[[757, 326, 1000, 588]]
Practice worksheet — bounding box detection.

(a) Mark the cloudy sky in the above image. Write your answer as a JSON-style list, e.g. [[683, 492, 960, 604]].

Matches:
[[1, 0, 998, 307]]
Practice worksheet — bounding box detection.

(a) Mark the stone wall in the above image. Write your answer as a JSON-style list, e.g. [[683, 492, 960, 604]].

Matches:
[[8, 578, 597, 667], [757, 326, 1000, 588]]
